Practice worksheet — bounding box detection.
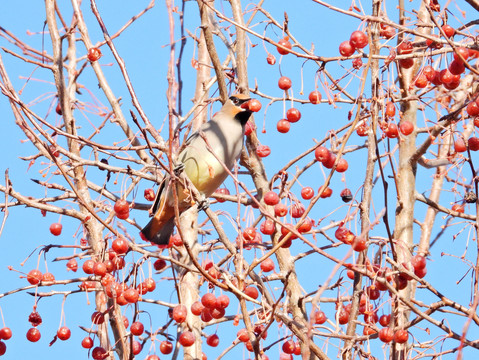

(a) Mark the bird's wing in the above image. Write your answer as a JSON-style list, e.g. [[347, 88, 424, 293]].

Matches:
[[149, 176, 168, 216]]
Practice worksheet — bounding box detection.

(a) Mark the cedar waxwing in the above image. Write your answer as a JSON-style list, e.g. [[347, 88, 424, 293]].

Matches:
[[140, 94, 253, 245]]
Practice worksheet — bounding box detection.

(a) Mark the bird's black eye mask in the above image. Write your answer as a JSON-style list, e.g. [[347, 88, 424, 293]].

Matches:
[[230, 96, 250, 107]]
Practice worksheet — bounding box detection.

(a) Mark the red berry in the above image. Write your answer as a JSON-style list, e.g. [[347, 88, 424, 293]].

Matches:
[[422, 65, 436, 81], [350, 30, 368, 49], [379, 314, 391, 327], [256, 145, 271, 157], [338, 308, 350, 324], [191, 301, 205, 316], [131, 321, 144, 336], [26, 328, 41, 342], [66, 259, 78, 272], [385, 102, 396, 117], [274, 203, 288, 217], [201, 308, 213, 322], [378, 327, 394, 343], [398, 58, 414, 69], [340, 188, 353, 203], [454, 138, 467, 153], [91, 311, 105, 325], [356, 122, 369, 136], [114, 199, 129, 216], [93, 262, 106, 277], [366, 286, 380, 300], [206, 334, 219, 347], [314, 310, 327, 324], [28, 311, 42, 327], [286, 108, 301, 123], [260, 258, 275, 272], [144, 278, 156, 292], [92, 346, 108, 360], [82, 260, 95, 274], [415, 73, 428, 88], [264, 191, 279, 205], [27, 269, 43, 285], [397, 41, 413, 55], [260, 220, 275, 235], [414, 266, 427, 278], [298, 218, 312, 233], [314, 146, 331, 163], [282, 340, 296, 354], [336, 158, 348, 172], [352, 58, 363, 69], [81, 337, 94, 349], [211, 307, 225, 320], [266, 53, 276, 65], [278, 76, 292, 90], [244, 286, 259, 299], [172, 304, 187, 323], [453, 47, 470, 62], [339, 41, 355, 57], [132, 341, 142, 355], [57, 326, 71, 341], [237, 328, 249, 342], [394, 329, 409, 343], [49, 223, 62, 236], [442, 24, 455, 38], [87, 48, 102, 62], [467, 101, 479, 117], [384, 122, 399, 138], [214, 187, 230, 203], [201, 293, 217, 309], [277, 119, 291, 133], [144, 188, 155, 201], [277, 38, 292, 55], [248, 99, 262, 112], [160, 340, 173, 354], [154, 259, 167, 271], [411, 254, 427, 270], [124, 288, 139, 303], [439, 69, 454, 84], [179, 331, 196, 347], [380, 25, 395, 39], [216, 294, 230, 309], [0, 328, 11, 341], [319, 186, 333, 198], [335, 226, 355, 245], [301, 186, 314, 200], [469, 137, 479, 151], [323, 152, 336, 169], [309, 90, 322, 104], [399, 121, 414, 135], [290, 202, 305, 218], [352, 237, 367, 251], [112, 238, 129, 254], [449, 60, 465, 75]]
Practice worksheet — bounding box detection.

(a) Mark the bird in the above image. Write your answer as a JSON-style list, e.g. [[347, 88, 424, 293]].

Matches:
[[140, 94, 253, 245]]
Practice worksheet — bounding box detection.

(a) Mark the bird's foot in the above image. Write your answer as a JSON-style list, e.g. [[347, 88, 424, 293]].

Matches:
[[197, 196, 210, 212], [173, 162, 185, 176]]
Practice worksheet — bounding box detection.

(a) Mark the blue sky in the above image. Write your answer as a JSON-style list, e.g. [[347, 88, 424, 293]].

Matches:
[[1, 1, 479, 359]]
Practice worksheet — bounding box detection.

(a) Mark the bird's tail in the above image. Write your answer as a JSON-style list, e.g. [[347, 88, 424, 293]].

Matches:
[[140, 217, 175, 246]]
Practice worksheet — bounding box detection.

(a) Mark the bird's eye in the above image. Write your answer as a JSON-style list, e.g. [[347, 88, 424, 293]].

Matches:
[[232, 97, 240, 105]]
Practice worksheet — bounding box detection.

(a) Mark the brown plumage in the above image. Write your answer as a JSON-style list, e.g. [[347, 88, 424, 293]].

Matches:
[[140, 94, 252, 245]]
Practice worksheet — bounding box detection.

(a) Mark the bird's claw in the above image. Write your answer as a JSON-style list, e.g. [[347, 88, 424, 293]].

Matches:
[[197, 197, 210, 212], [173, 162, 185, 176]]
